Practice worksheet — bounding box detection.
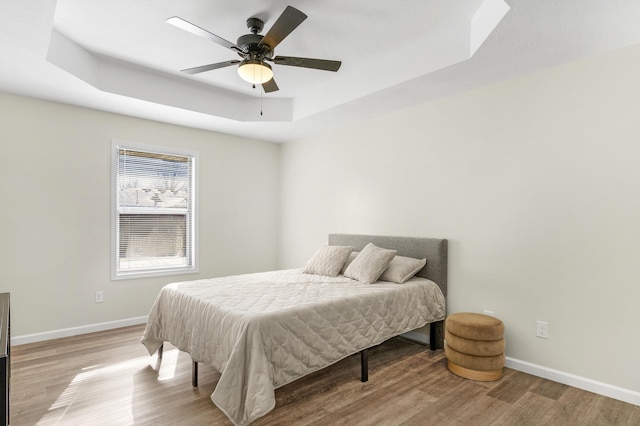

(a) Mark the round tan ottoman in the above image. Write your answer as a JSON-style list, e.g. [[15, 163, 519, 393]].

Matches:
[[445, 312, 505, 381]]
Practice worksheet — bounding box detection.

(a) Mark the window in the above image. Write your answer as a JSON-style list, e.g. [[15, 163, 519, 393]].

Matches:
[[112, 141, 197, 279]]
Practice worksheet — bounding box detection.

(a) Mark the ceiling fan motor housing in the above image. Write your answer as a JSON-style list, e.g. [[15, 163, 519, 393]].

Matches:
[[236, 33, 273, 60]]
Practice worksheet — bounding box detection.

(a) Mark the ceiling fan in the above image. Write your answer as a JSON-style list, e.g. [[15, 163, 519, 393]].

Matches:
[[167, 5, 342, 93]]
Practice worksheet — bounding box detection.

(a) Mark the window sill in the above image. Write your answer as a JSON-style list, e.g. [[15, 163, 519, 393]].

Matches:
[[111, 267, 199, 281]]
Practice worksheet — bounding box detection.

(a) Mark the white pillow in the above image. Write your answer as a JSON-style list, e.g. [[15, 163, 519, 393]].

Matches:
[[303, 245, 353, 277], [379, 256, 426, 283], [344, 243, 397, 284], [340, 251, 359, 274]]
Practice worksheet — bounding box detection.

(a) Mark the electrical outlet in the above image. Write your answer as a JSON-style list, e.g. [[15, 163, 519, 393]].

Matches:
[[536, 321, 548, 338], [483, 310, 495, 316], [95, 290, 104, 303]]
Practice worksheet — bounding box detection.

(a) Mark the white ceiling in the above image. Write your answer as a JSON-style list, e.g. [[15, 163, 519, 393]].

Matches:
[[2, 0, 640, 143]]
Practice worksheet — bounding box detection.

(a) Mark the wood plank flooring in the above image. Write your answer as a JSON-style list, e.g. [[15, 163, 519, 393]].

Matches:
[[10, 325, 639, 425]]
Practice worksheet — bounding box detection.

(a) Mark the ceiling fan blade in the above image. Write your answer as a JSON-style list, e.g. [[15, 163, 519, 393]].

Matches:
[[262, 78, 279, 93], [272, 56, 341, 72], [181, 60, 240, 75], [167, 16, 240, 52], [259, 6, 307, 49]]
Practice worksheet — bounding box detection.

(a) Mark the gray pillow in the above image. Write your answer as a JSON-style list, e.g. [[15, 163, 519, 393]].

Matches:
[[303, 245, 354, 277], [379, 256, 426, 283], [344, 243, 397, 284]]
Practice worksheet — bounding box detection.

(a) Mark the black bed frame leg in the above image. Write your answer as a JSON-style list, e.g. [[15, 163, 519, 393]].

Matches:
[[192, 360, 198, 387], [153, 343, 164, 370], [430, 320, 444, 350], [360, 349, 368, 382]]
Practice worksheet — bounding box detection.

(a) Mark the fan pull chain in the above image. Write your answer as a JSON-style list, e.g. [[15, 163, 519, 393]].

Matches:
[[260, 66, 264, 116]]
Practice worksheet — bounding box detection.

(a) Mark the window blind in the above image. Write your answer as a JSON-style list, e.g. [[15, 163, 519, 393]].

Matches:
[[115, 147, 195, 276]]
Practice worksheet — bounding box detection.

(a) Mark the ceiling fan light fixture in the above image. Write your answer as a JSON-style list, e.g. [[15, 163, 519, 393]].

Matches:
[[237, 60, 273, 84]]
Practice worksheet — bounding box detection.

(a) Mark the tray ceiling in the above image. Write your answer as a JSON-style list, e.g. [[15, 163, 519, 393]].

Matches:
[[2, 0, 640, 142]]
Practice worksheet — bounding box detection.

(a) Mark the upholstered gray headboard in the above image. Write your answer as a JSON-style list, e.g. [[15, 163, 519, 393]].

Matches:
[[328, 234, 448, 297]]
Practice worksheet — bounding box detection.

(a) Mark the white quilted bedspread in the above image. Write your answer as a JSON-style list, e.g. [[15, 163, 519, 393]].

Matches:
[[141, 269, 445, 425]]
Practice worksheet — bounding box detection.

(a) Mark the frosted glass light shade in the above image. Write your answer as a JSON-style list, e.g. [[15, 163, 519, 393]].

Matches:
[[237, 60, 273, 84]]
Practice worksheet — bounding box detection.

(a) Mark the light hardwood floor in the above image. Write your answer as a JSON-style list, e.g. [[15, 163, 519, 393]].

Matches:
[[10, 324, 639, 425]]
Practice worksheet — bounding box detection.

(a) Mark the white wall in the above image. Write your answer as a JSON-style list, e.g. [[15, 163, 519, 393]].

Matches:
[[0, 93, 280, 337], [279, 44, 640, 393]]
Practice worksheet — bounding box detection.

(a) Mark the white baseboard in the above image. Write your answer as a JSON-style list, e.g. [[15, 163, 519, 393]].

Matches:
[[505, 357, 640, 407], [402, 331, 640, 407], [12, 316, 148, 346]]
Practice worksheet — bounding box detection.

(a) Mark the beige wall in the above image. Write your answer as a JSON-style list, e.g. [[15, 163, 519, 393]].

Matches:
[[279, 44, 640, 392], [0, 94, 281, 337]]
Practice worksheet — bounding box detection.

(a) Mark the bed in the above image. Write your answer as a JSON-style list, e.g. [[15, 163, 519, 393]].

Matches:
[[141, 234, 447, 425]]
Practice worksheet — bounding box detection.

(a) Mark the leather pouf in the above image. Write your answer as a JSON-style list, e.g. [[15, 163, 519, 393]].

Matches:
[[445, 312, 505, 381]]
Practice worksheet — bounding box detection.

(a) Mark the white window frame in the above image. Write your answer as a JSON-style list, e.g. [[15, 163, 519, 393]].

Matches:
[[111, 140, 199, 280]]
